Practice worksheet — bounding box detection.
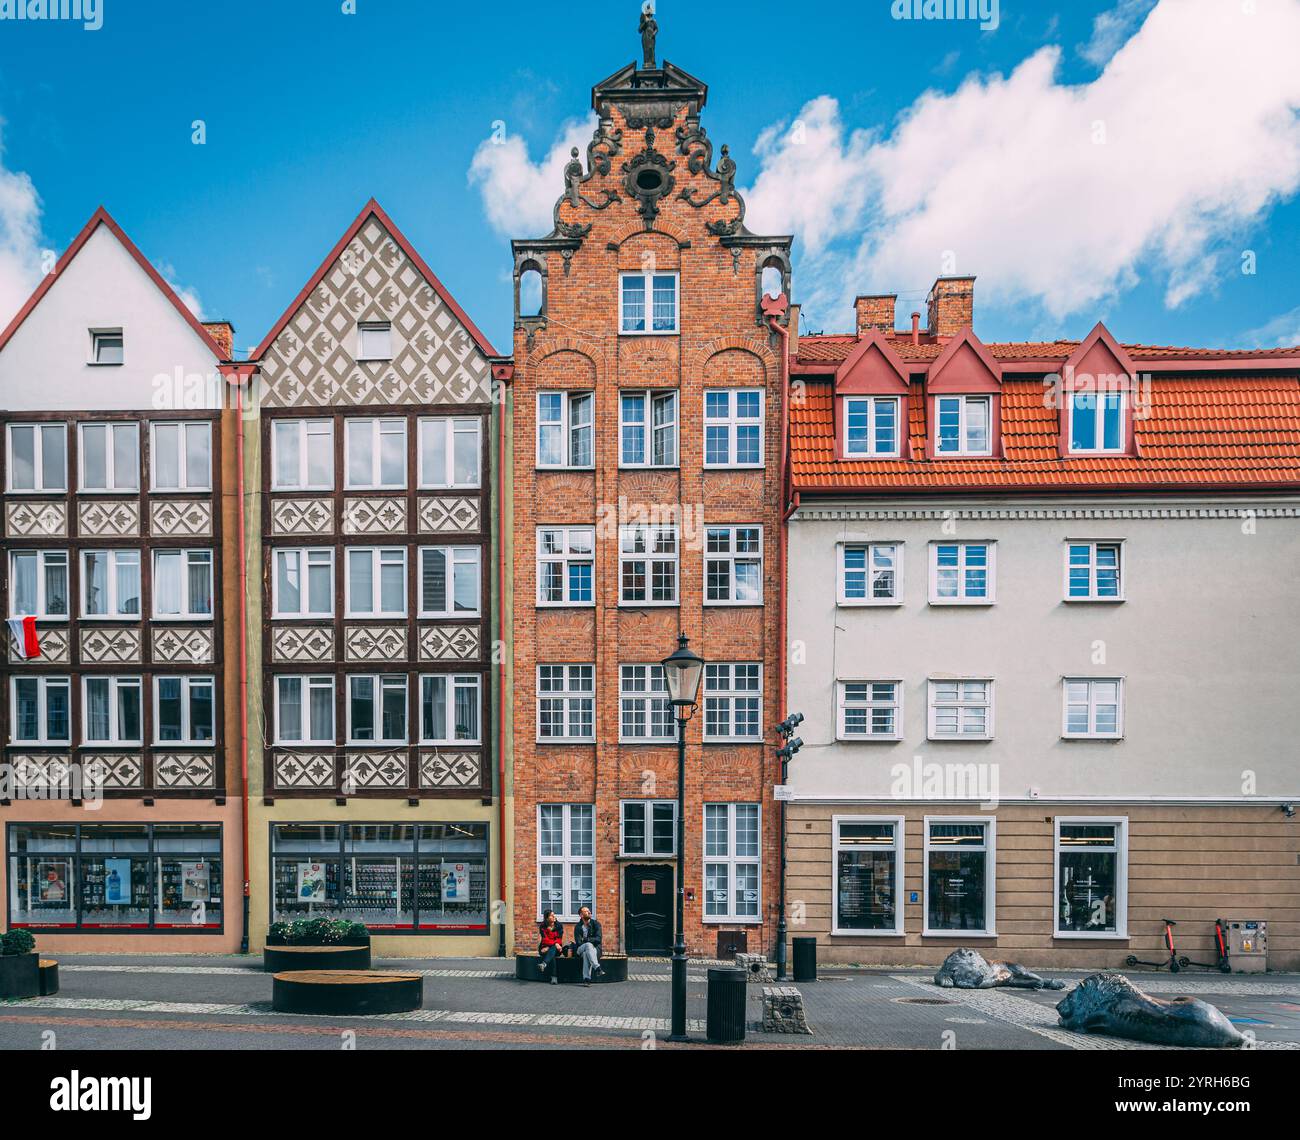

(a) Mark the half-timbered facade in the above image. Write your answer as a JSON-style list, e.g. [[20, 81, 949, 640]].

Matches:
[[246, 201, 503, 954]]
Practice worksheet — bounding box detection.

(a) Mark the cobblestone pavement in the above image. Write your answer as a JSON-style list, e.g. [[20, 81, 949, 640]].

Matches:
[[2, 954, 1298, 1051]]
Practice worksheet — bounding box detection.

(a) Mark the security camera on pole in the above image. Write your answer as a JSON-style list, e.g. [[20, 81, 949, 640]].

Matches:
[[774, 713, 804, 981]]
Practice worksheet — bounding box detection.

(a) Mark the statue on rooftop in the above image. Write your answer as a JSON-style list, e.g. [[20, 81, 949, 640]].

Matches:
[[639, 4, 658, 70]]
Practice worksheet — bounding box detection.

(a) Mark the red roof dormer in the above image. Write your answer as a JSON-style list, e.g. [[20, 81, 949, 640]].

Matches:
[[925, 326, 1003, 459], [832, 329, 912, 459], [1057, 322, 1141, 458]]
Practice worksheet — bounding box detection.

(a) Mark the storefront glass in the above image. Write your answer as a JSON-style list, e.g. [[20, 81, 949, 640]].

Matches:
[[1056, 822, 1120, 933], [834, 820, 899, 931], [926, 822, 990, 932], [6, 823, 223, 932]]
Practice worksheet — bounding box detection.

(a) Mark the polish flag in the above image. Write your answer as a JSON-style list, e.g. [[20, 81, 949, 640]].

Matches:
[[7, 617, 40, 660]]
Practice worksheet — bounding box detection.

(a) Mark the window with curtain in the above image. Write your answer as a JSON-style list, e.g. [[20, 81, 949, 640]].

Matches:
[[153, 551, 213, 619], [83, 550, 141, 618], [420, 674, 480, 744]]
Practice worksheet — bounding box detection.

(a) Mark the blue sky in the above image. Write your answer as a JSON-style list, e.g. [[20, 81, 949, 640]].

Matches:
[[1, 0, 1298, 357]]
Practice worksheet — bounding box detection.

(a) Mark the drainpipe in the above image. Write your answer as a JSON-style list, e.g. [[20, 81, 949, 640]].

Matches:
[[493, 363, 513, 958], [223, 365, 254, 955]]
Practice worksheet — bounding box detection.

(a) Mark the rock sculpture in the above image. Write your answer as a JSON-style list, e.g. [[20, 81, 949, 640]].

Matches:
[[1057, 973, 1244, 1048], [934, 947, 1066, 991]]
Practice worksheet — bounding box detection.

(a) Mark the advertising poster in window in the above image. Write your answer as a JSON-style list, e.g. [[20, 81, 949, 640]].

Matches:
[[37, 860, 70, 904], [182, 862, 210, 903], [297, 862, 326, 903], [104, 857, 132, 905], [440, 862, 469, 902]]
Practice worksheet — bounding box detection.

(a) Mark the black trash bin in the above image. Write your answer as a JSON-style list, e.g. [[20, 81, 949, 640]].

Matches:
[[705, 967, 747, 1045], [793, 936, 817, 983]]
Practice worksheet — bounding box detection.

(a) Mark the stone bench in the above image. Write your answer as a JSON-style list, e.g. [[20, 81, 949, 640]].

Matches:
[[271, 970, 422, 1016], [515, 953, 628, 984], [761, 985, 812, 1035], [735, 952, 774, 983]]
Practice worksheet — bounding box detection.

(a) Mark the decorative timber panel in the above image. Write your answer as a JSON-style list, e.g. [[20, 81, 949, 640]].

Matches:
[[342, 497, 407, 535], [418, 625, 480, 662], [271, 497, 334, 536], [342, 751, 410, 789], [271, 625, 335, 663], [151, 626, 215, 665], [153, 753, 217, 789], [274, 752, 336, 790], [418, 496, 480, 534], [78, 500, 140, 537], [80, 627, 142, 665], [419, 751, 483, 790], [343, 625, 407, 662], [6, 501, 67, 537], [10, 627, 70, 664], [150, 499, 213, 538]]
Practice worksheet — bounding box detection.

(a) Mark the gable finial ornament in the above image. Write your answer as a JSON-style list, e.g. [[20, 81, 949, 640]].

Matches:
[[639, 3, 658, 70]]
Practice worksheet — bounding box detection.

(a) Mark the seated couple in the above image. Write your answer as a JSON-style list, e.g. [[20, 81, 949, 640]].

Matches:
[[537, 907, 606, 985]]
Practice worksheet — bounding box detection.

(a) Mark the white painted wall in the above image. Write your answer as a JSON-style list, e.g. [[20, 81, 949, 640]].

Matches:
[[0, 224, 220, 412], [786, 496, 1300, 801]]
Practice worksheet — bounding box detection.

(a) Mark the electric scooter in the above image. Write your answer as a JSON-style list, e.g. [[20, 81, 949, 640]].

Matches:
[[1125, 917, 1190, 972], [1179, 917, 1233, 973]]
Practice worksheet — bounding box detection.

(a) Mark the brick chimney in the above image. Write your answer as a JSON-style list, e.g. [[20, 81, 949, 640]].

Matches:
[[855, 294, 897, 336], [926, 277, 975, 338], [787, 303, 800, 356], [203, 321, 235, 360]]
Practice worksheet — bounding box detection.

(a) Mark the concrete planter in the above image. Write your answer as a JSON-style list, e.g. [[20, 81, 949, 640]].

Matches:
[[0, 953, 40, 1000], [263, 944, 372, 973]]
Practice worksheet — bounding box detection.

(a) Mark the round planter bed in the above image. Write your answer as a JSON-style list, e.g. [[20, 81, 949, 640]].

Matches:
[[38, 959, 59, 996], [515, 953, 628, 984], [263, 944, 371, 973], [0, 953, 40, 1000], [272, 970, 423, 1016]]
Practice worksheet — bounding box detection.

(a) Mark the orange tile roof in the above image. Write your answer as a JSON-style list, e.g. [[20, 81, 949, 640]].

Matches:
[[789, 376, 1300, 491], [794, 335, 1300, 367]]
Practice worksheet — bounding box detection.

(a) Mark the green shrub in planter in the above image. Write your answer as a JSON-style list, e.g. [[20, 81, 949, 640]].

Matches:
[[1, 930, 36, 956], [269, 919, 369, 947]]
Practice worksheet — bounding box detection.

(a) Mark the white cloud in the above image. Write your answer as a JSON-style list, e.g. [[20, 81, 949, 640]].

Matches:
[[1079, 0, 1158, 67], [1247, 304, 1300, 348], [157, 260, 203, 319], [742, 0, 1300, 331], [468, 115, 597, 238], [0, 118, 44, 328]]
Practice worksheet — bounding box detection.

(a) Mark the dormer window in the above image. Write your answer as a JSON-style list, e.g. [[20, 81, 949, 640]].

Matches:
[[358, 321, 392, 361], [620, 272, 678, 334], [1068, 390, 1126, 454], [935, 395, 991, 456], [843, 396, 900, 458], [90, 329, 124, 365]]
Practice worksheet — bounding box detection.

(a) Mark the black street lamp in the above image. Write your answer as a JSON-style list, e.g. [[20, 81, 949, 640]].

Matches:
[[661, 633, 704, 1042], [774, 713, 804, 981]]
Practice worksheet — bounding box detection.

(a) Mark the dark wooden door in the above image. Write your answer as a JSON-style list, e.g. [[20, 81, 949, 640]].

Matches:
[[624, 865, 672, 955]]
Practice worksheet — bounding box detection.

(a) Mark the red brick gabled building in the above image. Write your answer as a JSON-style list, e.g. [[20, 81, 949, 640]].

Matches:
[[505, 33, 793, 957]]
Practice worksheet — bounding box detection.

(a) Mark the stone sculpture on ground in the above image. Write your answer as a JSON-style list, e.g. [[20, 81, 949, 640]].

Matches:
[[934, 947, 1066, 991], [1057, 973, 1244, 1048]]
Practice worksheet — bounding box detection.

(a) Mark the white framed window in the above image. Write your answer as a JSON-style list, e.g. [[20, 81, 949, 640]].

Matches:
[[704, 389, 764, 467], [934, 395, 992, 456], [619, 271, 678, 335], [1062, 678, 1123, 739], [923, 817, 996, 936], [271, 419, 334, 491], [1069, 390, 1126, 454], [274, 675, 335, 745], [537, 664, 594, 742], [619, 665, 674, 743], [153, 550, 213, 620], [704, 803, 760, 922], [82, 550, 141, 619], [418, 546, 480, 618], [150, 421, 211, 492], [839, 542, 902, 605], [705, 526, 763, 605], [703, 663, 762, 742], [345, 547, 406, 618], [538, 803, 594, 920], [418, 417, 481, 489], [6, 423, 67, 492], [9, 550, 69, 619], [272, 548, 334, 618], [154, 675, 215, 744], [536, 392, 593, 469], [1065, 541, 1123, 601], [619, 390, 678, 467], [930, 542, 994, 604], [843, 396, 901, 458], [90, 328, 124, 365], [10, 676, 71, 744], [83, 676, 143, 744], [347, 674, 408, 744], [619, 524, 678, 605], [78, 422, 139, 491], [838, 681, 902, 740], [1054, 817, 1128, 938], [419, 673, 481, 744], [357, 321, 392, 361], [537, 527, 594, 606], [621, 800, 676, 856], [928, 679, 993, 740], [344, 417, 406, 489], [832, 816, 905, 935]]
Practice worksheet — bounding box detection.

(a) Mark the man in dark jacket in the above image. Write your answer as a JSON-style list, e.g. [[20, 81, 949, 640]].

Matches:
[[570, 905, 605, 985]]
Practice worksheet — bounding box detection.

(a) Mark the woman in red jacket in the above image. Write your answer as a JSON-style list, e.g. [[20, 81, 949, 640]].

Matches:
[[537, 910, 564, 983]]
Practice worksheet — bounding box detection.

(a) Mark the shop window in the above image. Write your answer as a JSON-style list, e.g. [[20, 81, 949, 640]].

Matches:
[[1054, 818, 1127, 937], [6, 823, 223, 933], [833, 817, 904, 935], [923, 818, 995, 936]]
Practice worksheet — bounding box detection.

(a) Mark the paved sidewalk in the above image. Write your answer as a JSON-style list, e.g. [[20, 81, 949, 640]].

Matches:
[[2, 954, 1298, 1051]]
